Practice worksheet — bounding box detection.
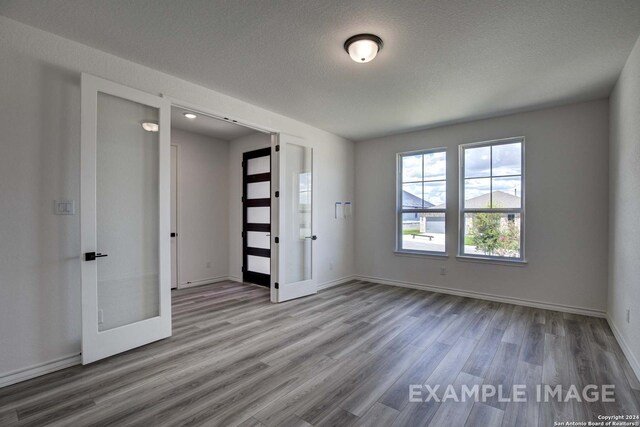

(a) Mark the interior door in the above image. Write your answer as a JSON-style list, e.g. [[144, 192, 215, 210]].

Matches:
[[242, 147, 272, 287], [80, 74, 171, 364], [272, 134, 317, 302]]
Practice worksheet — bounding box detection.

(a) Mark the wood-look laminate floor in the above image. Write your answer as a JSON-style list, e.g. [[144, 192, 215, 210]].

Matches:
[[1, 281, 639, 427]]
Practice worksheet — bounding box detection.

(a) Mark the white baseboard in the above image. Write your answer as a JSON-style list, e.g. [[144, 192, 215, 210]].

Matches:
[[178, 276, 236, 289], [0, 354, 81, 388], [606, 315, 640, 383], [318, 275, 358, 290], [355, 275, 606, 318]]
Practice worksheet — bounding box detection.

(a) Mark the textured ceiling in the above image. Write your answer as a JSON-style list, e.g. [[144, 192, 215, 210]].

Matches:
[[2, 0, 640, 141], [171, 107, 256, 141]]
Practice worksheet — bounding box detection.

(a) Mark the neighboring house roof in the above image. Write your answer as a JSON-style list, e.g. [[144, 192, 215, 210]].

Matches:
[[432, 190, 520, 209], [402, 190, 434, 209]]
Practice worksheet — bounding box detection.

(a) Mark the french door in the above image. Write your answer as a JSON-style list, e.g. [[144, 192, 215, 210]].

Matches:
[[272, 134, 317, 302], [242, 147, 272, 287], [80, 74, 172, 364]]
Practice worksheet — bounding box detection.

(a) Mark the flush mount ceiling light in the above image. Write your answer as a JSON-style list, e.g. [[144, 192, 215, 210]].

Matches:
[[344, 34, 383, 63], [141, 121, 159, 132], [183, 112, 197, 119]]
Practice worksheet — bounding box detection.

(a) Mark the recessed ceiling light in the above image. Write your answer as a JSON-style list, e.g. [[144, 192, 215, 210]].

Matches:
[[183, 112, 197, 119], [344, 34, 383, 63], [141, 122, 159, 132]]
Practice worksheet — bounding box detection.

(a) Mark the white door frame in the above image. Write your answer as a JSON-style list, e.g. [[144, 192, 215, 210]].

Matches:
[[80, 73, 172, 364], [171, 143, 181, 289], [165, 96, 316, 303]]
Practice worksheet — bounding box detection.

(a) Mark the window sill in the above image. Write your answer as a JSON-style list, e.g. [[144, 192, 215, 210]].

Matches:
[[394, 250, 449, 260], [456, 255, 528, 267]]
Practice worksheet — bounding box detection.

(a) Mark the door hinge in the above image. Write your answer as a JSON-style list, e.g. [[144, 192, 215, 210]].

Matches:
[[241, 160, 244, 167], [274, 237, 279, 244], [275, 145, 280, 152], [275, 191, 279, 198], [274, 282, 279, 289], [241, 231, 244, 238], [241, 266, 245, 272], [241, 196, 244, 202]]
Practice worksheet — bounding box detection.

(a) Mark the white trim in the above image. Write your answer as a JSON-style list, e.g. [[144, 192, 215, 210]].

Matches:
[[355, 275, 606, 318], [178, 276, 236, 289], [317, 275, 358, 290], [0, 354, 81, 389], [171, 143, 181, 289], [606, 315, 640, 383]]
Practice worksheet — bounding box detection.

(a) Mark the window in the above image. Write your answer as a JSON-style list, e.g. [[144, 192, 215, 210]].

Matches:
[[459, 137, 525, 261], [397, 149, 447, 254]]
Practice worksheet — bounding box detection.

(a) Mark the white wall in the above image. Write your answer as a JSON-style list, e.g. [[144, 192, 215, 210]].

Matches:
[[0, 16, 355, 383], [609, 35, 640, 377], [171, 128, 229, 286], [228, 132, 272, 281], [355, 100, 609, 314]]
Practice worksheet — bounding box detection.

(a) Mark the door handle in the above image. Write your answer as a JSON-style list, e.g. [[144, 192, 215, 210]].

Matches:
[[85, 252, 108, 261], [171, 232, 177, 237], [305, 235, 317, 241]]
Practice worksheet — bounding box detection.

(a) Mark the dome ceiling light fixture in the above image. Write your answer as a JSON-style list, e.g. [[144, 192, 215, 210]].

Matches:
[[344, 34, 383, 63]]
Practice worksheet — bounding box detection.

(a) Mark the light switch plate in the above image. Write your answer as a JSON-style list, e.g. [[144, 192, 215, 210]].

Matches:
[[54, 200, 75, 215]]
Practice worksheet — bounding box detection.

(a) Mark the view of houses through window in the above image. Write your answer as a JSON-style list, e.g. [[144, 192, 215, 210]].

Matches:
[[460, 138, 524, 260], [398, 149, 446, 253], [397, 138, 524, 261]]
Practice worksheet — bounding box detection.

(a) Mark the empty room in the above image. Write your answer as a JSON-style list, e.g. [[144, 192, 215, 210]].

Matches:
[[0, 1, 639, 426]]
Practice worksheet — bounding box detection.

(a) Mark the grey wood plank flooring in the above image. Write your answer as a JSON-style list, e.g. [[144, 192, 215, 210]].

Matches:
[[0, 280, 638, 426]]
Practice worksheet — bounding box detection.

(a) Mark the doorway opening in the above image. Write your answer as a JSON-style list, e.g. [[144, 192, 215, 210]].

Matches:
[[169, 105, 274, 291]]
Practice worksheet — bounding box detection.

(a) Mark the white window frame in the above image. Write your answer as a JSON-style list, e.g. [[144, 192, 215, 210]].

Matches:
[[396, 148, 447, 257], [458, 136, 526, 263]]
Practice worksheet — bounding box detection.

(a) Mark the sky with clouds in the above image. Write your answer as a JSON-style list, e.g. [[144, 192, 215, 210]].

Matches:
[[402, 142, 522, 208]]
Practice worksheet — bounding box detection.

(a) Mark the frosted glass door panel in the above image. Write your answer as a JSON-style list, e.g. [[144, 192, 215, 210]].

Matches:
[[247, 156, 270, 175], [248, 255, 270, 275], [283, 143, 313, 284], [247, 206, 270, 224], [247, 231, 270, 249], [247, 181, 270, 199], [96, 92, 160, 331]]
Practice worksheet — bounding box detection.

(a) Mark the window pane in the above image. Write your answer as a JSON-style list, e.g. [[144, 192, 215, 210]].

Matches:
[[423, 151, 446, 181], [247, 181, 270, 199], [402, 154, 422, 182], [464, 178, 491, 208], [424, 181, 446, 208], [492, 143, 521, 176], [491, 177, 521, 208], [247, 206, 270, 224], [463, 213, 521, 258], [402, 183, 423, 209], [401, 212, 445, 253], [247, 156, 270, 175], [464, 146, 491, 178]]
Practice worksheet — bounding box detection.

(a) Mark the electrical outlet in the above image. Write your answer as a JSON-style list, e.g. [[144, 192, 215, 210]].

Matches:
[[206, 262, 211, 268], [440, 266, 447, 276], [627, 308, 630, 323], [98, 309, 104, 325]]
